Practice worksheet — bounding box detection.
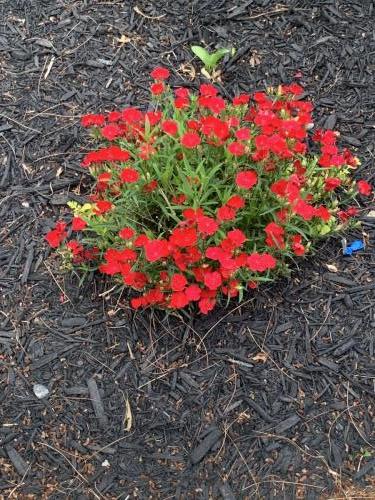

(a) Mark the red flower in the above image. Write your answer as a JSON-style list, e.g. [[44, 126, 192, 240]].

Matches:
[[100, 248, 137, 276], [291, 235, 305, 256], [108, 111, 122, 122], [45, 221, 67, 248], [247, 253, 277, 272], [161, 120, 178, 136], [357, 180, 372, 196], [187, 119, 200, 130], [175, 87, 190, 98], [292, 199, 315, 221], [81, 114, 105, 127], [134, 234, 149, 247], [169, 227, 197, 248], [276, 208, 288, 222], [227, 141, 245, 156], [171, 194, 187, 204], [181, 132, 201, 149], [119, 227, 135, 239], [293, 160, 306, 176], [145, 111, 162, 125], [169, 291, 189, 309], [198, 297, 216, 314], [199, 84, 218, 97], [120, 168, 140, 183], [227, 229, 246, 247], [183, 208, 204, 222], [150, 66, 170, 80], [144, 287, 164, 305], [197, 216, 219, 236], [101, 124, 123, 140], [150, 82, 165, 95], [143, 180, 158, 192], [185, 284, 201, 301], [206, 246, 224, 261], [139, 143, 156, 160], [232, 94, 250, 106], [84, 246, 99, 261], [204, 271, 222, 290], [82, 146, 130, 167], [72, 217, 87, 231], [235, 128, 251, 141], [222, 279, 240, 298], [200, 116, 229, 141], [227, 195, 245, 209], [122, 107, 143, 124], [271, 178, 300, 202], [66, 240, 83, 256], [199, 96, 226, 114], [94, 200, 113, 214], [236, 170, 258, 190], [144, 239, 170, 262], [124, 271, 148, 289], [174, 97, 190, 109], [338, 206, 358, 222], [217, 205, 236, 221], [98, 172, 111, 183], [282, 83, 303, 96], [101, 146, 130, 162], [131, 296, 147, 309], [227, 116, 240, 128], [265, 222, 285, 248], [325, 177, 341, 192], [315, 206, 331, 222], [170, 274, 187, 292]]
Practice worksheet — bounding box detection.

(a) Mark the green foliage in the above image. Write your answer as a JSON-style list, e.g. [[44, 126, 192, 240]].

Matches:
[[191, 46, 231, 72]]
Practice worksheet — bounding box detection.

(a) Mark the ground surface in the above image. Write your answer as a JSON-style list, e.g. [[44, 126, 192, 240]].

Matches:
[[0, 0, 374, 498]]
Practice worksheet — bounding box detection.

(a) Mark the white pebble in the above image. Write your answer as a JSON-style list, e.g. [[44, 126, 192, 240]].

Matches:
[[33, 384, 49, 399]]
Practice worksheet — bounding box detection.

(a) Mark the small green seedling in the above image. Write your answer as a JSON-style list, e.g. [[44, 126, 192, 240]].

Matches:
[[191, 45, 232, 73]]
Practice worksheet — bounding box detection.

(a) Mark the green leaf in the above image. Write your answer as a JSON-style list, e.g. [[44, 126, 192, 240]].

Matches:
[[191, 46, 211, 67], [318, 224, 333, 235], [191, 46, 230, 71], [207, 48, 230, 69]]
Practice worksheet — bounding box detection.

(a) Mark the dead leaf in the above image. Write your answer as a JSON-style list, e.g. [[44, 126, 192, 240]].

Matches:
[[251, 352, 269, 363], [127, 341, 135, 360], [117, 35, 131, 45], [200, 67, 212, 80], [211, 69, 222, 83], [123, 394, 132, 432], [326, 263, 338, 273], [178, 63, 196, 80], [367, 210, 375, 218], [249, 50, 261, 67]]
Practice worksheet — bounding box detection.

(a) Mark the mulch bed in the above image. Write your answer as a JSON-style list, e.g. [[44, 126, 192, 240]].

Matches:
[[1, 1, 374, 498]]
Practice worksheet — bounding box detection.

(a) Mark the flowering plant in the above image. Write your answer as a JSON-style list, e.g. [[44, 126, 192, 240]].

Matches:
[[46, 67, 372, 314]]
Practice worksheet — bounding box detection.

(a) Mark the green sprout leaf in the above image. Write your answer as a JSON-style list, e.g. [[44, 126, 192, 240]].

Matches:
[[191, 45, 230, 72]]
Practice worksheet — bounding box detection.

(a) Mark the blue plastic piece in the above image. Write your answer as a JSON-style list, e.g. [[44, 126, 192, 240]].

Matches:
[[343, 240, 364, 256]]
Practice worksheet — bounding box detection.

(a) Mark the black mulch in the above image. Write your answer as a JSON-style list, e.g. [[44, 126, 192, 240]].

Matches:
[[1, 1, 374, 498]]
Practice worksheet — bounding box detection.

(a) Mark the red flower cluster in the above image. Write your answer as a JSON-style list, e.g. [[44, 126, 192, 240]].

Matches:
[[45, 221, 67, 248], [47, 67, 366, 314]]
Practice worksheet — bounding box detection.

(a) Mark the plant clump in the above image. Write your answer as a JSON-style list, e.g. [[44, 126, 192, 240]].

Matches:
[[46, 67, 372, 314]]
